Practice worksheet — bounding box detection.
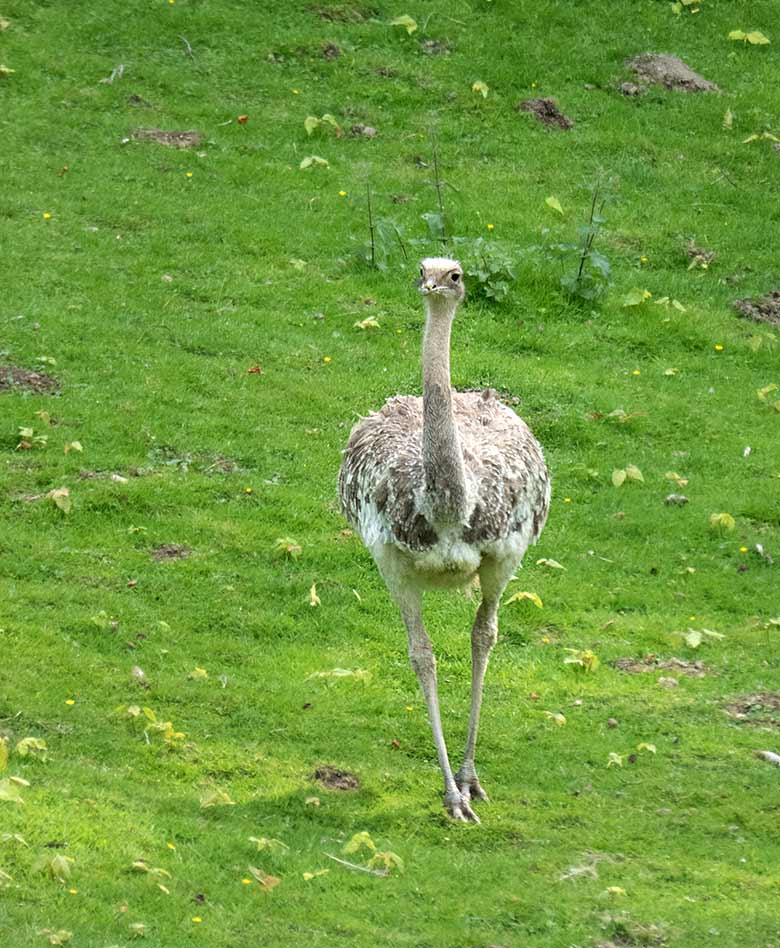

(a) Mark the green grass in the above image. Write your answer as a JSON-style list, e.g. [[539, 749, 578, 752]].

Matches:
[[2, 1, 780, 945]]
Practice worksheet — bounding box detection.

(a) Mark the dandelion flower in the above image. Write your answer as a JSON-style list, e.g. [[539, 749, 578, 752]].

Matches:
[[338, 190, 347, 197], [739, 546, 748, 552], [640, 255, 648, 262], [632, 370, 641, 376], [186, 172, 193, 178], [192, 917, 202, 924], [487, 223, 494, 231], [241, 878, 252, 885], [166, 843, 176, 850], [65, 699, 75, 705], [43, 212, 52, 219], [563, 498, 572, 503], [714, 344, 724, 351], [323, 356, 332, 364], [292, 89, 300, 95]]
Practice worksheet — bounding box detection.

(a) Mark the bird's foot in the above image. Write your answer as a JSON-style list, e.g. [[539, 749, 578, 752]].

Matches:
[[443, 787, 480, 824], [454, 765, 489, 804]]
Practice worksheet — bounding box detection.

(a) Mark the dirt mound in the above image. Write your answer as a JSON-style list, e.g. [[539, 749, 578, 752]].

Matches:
[[0, 366, 58, 394], [733, 290, 780, 326], [516, 98, 572, 130], [151, 544, 192, 562], [626, 53, 719, 93], [313, 765, 359, 790], [614, 656, 707, 677], [131, 128, 202, 149], [725, 693, 780, 726]]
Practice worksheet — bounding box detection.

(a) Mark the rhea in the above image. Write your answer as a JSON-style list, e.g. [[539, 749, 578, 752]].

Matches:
[[338, 258, 550, 822]]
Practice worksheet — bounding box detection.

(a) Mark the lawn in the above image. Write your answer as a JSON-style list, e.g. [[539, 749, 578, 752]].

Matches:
[[1, 1, 779, 945]]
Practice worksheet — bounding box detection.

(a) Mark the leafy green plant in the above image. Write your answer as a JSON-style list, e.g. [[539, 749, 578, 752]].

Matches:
[[454, 237, 517, 301]]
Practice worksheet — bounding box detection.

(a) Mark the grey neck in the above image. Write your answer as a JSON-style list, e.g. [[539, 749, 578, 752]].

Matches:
[[421, 295, 469, 521]]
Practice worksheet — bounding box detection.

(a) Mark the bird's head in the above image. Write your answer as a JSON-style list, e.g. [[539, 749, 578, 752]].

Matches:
[[417, 258, 465, 305]]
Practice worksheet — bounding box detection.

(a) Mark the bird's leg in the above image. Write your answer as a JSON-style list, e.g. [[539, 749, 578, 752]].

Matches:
[[397, 590, 480, 824], [455, 556, 514, 805]]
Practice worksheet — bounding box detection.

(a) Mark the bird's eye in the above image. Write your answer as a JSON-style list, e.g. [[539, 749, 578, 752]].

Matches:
[[419, 268, 424, 277], [451, 272, 460, 283]]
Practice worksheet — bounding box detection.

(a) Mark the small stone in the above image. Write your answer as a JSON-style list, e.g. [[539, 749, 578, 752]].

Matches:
[[665, 493, 688, 506], [607, 717, 618, 728], [620, 82, 642, 96], [658, 676, 678, 688]]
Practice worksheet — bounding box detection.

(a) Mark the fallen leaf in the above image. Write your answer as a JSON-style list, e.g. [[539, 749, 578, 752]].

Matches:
[[299, 155, 329, 170], [306, 668, 370, 681], [564, 648, 600, 672], [303, 868, 330, 881], [188, 667, 208, 680], [14, 737, 47, 759], [607, 752, 624, 768], [723, 109, 734, 130], [343, 831, 376, 856], [390, 14, 417, 34], [47, 486, 71, 514], [637, 742, 657, 754], [0, 778, 26, 805], [249, 837, 289, 855], [308, 583, 321, 607], [543, 710, 567, 726], [709, 511, 736, 533], [353, 317, 380, 330], [38, 931, 72, 946], [536, 557, 565, 570], [623, 288, 652, 307], [247, 865, 281, 891], [471, 80, 489, 98], [504, 590, 543, 609], [545, 195, 564, 215], [63, 441, 83, 454], [612, 469, 627, 487], [199, 788, 236, 808]]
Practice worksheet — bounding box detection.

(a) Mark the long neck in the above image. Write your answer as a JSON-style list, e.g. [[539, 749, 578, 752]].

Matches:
[[422, 296, 469, 521]]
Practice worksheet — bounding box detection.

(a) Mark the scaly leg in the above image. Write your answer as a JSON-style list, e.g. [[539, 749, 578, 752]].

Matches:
[[394, 585, 479, 823], [455, 555, 515, 806]]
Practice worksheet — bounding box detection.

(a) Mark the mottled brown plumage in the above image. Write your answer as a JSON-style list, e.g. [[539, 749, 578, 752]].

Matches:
[[338, 258, 550, 823]]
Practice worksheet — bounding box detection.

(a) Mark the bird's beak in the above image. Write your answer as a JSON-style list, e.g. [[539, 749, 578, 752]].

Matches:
[[419, 278, 438, 295]]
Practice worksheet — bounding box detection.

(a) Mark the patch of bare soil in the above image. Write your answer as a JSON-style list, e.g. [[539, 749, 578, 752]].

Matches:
[[151, 544, 192, 562], [626, 53, 719, 93], [313, 765, 360, 790], [733, 290, 780, 326], [131, 128, 202, 149], [687, 242, 717, 266], [310, 3, 375, 21], [350, 123, 377, 138], [516, 98, 573, 130], [321, 42, 341, 59], [724, 693, 780, 726], [421, 39, 450, 55], [614, 656, 707, 677], [0, 366, 58, 394]]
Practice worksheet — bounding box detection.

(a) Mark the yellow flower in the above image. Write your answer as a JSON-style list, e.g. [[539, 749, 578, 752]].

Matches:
[[405, 705, 414, 711], [166, 842, 176, 850], [338, 190, 347, 197], [68, 888, 78, 895], [43, 212, 52, 219], [323, 356, 332, 364], [531, 81, 537, 88], [192, 917, 202, 924], [241, 878, 252, 885], [186, 172, 193, 178], [244, 487, 253, 494], [640, 256, 648, 262], [563, 497, 572, 503], [292, 89, 300, 95], [632, 370, 641, 376], [739, 546, 748, 552], [487, 223, 494, 231], [714, 344, 724, 351], [65, 699, 75, 705]]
